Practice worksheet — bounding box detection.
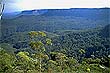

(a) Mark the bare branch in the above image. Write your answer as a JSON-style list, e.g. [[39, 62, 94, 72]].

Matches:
[[0, 3, 4, 15], [0, 3, 4, 20]]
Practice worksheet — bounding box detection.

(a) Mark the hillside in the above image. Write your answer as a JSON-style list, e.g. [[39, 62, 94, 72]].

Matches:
[[0, 8, 110, 73], [1, 8, 109, 41], [1, 25, 110, 58]]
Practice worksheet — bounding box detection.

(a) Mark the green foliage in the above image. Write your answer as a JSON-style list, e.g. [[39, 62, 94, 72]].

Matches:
[[17, 52, 30, 61], [29, 41, 44, 50], [0, 48, 15, 73], [0, 43, 16, 54], [0, 29, 110, 73], [79, 49, 86, 54], [28, 31, 46, 38], [46, 38, 52, 45], [83, 58, 101, 64], [28, 31, 38, 37]]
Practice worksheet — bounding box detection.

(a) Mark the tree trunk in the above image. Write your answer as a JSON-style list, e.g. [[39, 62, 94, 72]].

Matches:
[[0, 3, 4, 20]]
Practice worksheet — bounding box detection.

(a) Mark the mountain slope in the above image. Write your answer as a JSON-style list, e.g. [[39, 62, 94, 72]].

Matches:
[[1, 8, 109, 42], [100, 24, 110, 38]]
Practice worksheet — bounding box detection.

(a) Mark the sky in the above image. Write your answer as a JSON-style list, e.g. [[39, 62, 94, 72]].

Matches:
[[1, 0, 110, 13]]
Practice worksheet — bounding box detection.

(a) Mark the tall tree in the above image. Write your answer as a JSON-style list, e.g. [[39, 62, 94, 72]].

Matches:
[[28, 31, 51, 73]]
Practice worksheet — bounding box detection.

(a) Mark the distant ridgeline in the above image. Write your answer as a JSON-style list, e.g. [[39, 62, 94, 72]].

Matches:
[[2, 8, 109, 20]]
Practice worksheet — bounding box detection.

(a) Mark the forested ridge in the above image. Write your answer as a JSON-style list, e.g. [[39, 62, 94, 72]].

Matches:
[[0, 8, 110, 73]]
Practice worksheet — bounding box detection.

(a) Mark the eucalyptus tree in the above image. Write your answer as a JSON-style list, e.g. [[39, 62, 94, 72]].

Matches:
[[28, 31, 52, 73]]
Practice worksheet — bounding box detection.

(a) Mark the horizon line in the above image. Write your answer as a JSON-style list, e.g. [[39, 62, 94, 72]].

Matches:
[[4, 7, 110, 13]]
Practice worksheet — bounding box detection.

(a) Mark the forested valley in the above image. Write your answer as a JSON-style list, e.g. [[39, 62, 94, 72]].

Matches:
[[0, 8, 110, 73]]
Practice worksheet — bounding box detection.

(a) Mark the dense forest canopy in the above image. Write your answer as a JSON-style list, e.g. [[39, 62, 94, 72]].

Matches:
[[0, 8, 110, 73]]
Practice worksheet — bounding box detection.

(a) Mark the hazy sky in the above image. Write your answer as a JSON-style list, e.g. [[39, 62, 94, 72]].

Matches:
[[2, 0, 110, 13]]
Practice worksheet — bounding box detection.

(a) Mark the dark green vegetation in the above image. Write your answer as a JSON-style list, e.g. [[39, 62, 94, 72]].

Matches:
[[0, 8, 110, 73]]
